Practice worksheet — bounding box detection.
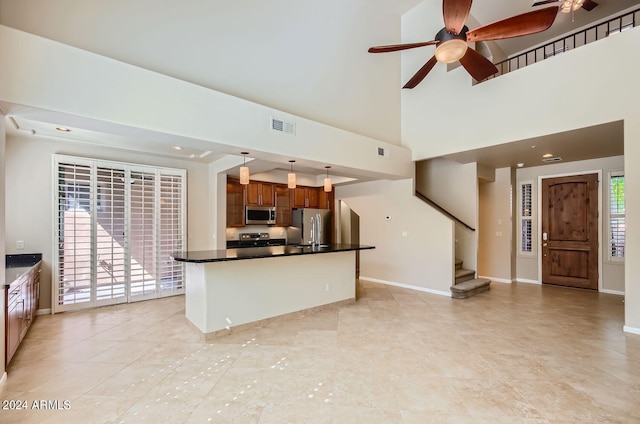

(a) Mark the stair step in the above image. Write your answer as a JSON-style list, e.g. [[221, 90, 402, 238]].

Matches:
[[450, 278, 491, 299], [455, 259, 463, 270], [455, 268, 475, 284]]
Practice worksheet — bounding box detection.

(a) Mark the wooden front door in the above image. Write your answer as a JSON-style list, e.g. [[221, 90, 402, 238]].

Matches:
[[541, 173, 598, 290]]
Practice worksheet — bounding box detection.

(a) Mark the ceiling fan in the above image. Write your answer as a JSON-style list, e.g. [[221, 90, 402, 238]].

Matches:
[[368, 0, 559, 89], [532, 0, 598, 13]]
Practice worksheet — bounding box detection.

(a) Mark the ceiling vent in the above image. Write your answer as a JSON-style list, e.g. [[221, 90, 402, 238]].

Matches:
[[542, 156, 563, 163], [271, 117, 295, 135], [377, 147, 390, 159]]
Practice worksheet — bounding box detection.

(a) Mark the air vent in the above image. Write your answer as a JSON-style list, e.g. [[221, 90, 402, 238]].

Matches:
[[542, 156, 563, 163], [271, 117, 295, 135], [377, 147, 390, 159]]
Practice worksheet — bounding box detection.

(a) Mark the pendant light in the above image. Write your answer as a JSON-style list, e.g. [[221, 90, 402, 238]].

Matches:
[[288, 160, 296, 189], [323, 166, 332, 192], [239, 152, 250, 185]]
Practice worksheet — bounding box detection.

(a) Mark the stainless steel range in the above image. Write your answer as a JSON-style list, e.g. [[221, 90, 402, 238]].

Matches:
[[227, 233, 286, 248]]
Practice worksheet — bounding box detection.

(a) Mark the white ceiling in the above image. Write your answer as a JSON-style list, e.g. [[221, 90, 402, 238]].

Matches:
[[1, 0, 636, 178]]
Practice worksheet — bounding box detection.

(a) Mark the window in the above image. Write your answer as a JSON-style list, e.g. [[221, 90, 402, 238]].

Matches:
[[54, 155, 186, 312], [609, 172, 625, 261], [519, 181, 534, 255]]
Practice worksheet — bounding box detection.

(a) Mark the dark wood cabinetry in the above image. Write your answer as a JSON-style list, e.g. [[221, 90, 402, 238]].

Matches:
[[5, 261, 41, 366], [245, 181, 275, 206], [319, 189, 334, 210], [226, 178, 245, 227], [226, 176, 334, 229], [275, 185, 292, 226], [292, 187, 320, 208]]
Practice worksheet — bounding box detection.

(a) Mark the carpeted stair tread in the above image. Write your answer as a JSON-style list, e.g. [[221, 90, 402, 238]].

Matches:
[[450, 278, 491, 299]]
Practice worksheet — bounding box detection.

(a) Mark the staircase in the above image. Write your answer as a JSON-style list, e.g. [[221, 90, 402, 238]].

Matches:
[[451, 259, 491, 299]]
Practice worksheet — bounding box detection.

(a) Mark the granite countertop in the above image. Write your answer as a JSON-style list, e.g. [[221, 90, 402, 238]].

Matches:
[[172, 244, 375, 263], [5, 253, 42, 289]]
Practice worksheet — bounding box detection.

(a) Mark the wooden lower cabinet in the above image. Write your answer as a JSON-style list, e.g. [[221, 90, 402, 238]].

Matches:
[[5, 261, 41, 366]]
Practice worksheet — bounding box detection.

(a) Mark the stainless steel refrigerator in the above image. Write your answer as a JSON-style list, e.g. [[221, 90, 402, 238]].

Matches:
[[288, 208, 331, 246]]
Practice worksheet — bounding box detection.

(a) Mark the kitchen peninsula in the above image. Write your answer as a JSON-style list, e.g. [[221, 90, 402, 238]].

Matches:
[[172, 244, 373, 338]]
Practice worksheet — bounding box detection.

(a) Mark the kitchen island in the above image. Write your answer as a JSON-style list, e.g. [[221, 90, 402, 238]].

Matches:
[[172, 244, 374, 338]]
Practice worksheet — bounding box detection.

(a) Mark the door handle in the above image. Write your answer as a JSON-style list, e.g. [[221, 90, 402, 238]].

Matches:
[[543, 243, 548, 247]]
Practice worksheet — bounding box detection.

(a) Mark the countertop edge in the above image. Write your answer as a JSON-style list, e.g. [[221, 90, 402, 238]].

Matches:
[[172, 244, 375, 263]]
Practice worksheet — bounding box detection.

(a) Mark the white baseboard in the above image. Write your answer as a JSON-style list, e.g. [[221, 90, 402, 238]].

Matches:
[[359, 276, 451, 297], [600, 289, 625, 295], [515, 278, 541, 285], [36, 308, 52, 316], [478, 276, 513, 284], [623, 326, 640, 335], [0, 372, 7, 389]]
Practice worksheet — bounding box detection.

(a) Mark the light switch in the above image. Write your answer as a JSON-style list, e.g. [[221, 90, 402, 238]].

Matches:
[[16, 240, 24, 250], [402, 231, 408, 237]]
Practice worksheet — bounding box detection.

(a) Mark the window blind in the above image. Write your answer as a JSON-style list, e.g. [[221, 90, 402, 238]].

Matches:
[[54, 155, 186, 312]]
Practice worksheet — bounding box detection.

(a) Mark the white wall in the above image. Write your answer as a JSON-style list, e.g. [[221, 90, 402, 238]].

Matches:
[[515, 156, 625, 293], [0, 0, 403, 145], [4, 133, 211, 310], [0, 114, 6, 379], [336, 179, 454, 295], [478, 167, 513, 283], [415, 158, 478, 273], [0, 25, 413, 182], [403, 2, 640, 331]]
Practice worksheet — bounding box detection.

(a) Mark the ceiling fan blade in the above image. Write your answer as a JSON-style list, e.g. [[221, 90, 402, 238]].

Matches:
[[403, 56, 438, 89], [443, 0, 473, 35], [532, 0, 558, 6], [459, 48, 498, 81], [467, 6, 559, 42], [368, 40, 438, 53], [582, 0, 598, 11]]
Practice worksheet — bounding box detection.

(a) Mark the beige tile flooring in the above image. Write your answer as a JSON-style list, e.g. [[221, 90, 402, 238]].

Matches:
[[2, 280, 640, 423]]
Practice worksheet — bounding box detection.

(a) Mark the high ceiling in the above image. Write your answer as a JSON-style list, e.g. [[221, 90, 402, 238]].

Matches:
[[1, 0, 636, 179]]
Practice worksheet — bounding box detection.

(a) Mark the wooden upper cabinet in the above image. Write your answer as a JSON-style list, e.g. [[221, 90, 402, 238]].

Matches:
[[245, 181, 275, 206], [226, 178, 245, 227], [292, 187, 320, 208], [319, 188, 334, 210], [275, 185, 292, 226]]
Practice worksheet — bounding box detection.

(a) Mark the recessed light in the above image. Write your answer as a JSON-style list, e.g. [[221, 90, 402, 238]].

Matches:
[[172, 146, 183, 151], [542, 153, 553, 158], [56, 127, 71, 132], [517, 163, 525, 168], [530, 145, 536, 149]]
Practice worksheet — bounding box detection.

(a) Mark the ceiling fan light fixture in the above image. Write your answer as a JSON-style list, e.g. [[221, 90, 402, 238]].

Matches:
[[435, 39, 468, 63], [561, 0, 584, 13]]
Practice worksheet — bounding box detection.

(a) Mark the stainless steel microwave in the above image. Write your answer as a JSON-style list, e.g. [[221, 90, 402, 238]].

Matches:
[[245, 206, 276, 225]]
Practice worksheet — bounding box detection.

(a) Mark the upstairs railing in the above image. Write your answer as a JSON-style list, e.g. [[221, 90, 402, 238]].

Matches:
[[415, 190, 475, 232], [485, 7, 640, 81]]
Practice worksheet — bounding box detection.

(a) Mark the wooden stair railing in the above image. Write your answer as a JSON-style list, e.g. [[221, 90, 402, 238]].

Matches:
[[415, 190, 475, 232]]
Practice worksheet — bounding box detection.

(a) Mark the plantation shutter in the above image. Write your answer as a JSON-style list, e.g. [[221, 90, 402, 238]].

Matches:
[[54, 155, 186, 313], [159, 172, 185, 292], [56, 161, 93, 307]]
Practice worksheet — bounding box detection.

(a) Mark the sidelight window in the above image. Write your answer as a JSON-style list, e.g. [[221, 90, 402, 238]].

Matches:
[[609, 172, 625, 261], [519, 181, 534, 255], [54, 155, 186, 313]]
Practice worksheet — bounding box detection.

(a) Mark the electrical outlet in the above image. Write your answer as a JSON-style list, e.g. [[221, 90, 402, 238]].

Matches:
[[325, 283, 330, 292]]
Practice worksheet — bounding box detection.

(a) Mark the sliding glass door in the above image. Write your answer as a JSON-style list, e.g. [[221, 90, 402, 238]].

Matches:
[[54, 155, 186, 313]]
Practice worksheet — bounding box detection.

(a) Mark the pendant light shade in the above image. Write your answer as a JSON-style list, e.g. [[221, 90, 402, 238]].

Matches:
[[323, 166, 332, 192], [239, 152, 250, 185], [288, 160, 296, 189]]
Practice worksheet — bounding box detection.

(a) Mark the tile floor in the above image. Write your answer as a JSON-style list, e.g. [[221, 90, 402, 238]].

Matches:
[[1, 280, 639, 423]]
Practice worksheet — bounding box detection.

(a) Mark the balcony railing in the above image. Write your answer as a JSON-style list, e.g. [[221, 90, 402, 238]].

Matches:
[[484, 7, 639, 81]]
